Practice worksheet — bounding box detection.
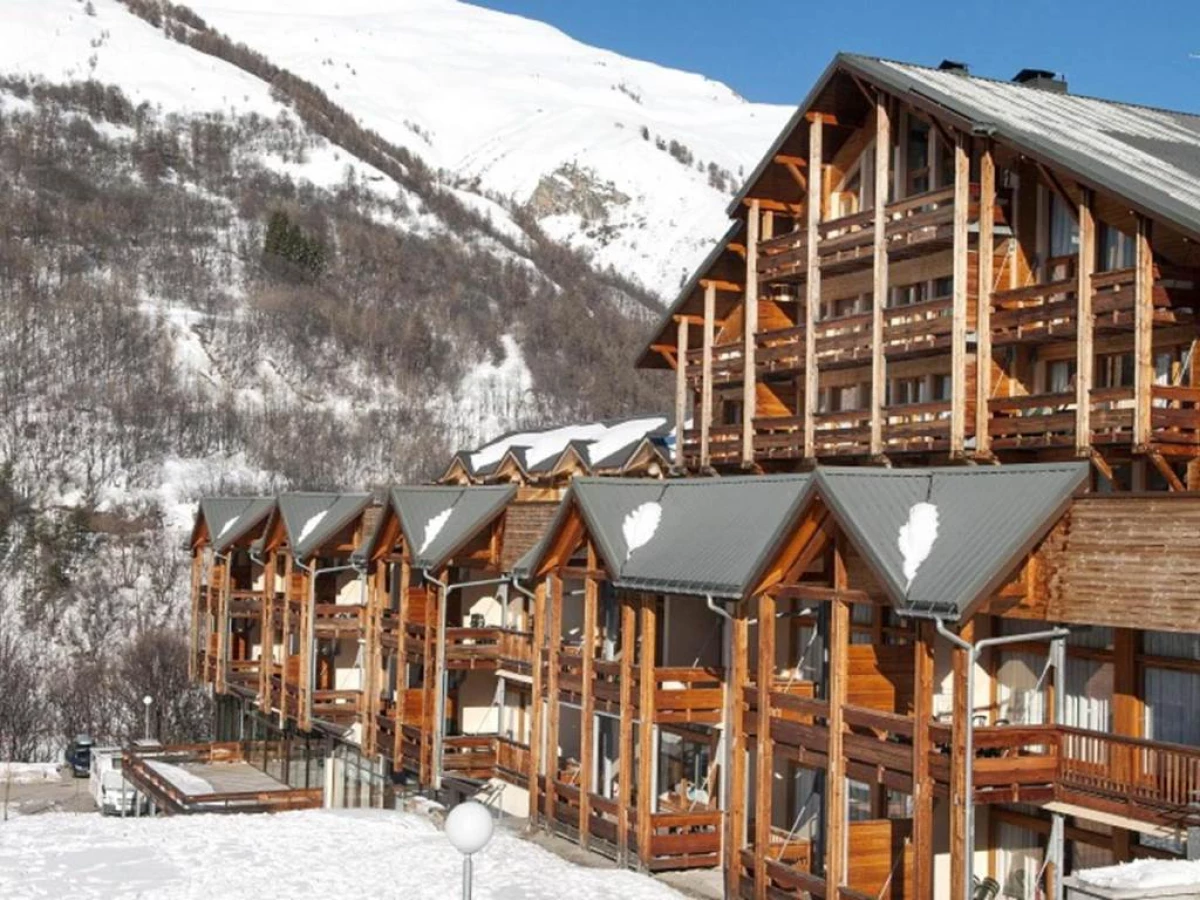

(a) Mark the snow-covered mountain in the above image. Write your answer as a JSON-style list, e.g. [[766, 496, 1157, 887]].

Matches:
[[8, 0, 789, 298]]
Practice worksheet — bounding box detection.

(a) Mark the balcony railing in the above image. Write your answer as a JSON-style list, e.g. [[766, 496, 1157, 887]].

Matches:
[[883, 295, 953, 357], [987, 392, 1077, 449], [814, 312, 873, 368], [445, 627, 502, 670], [814, 410, 871, 457], [883, 400, 950, 453], [654, 667, 724, 726]]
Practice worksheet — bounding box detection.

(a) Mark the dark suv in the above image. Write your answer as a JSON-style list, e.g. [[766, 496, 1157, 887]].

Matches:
[[65, 735, 95, 778]]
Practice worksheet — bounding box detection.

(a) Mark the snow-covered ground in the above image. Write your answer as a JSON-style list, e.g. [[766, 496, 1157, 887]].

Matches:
[[0, 809, 687, 900], [0, 764, 62, 786]]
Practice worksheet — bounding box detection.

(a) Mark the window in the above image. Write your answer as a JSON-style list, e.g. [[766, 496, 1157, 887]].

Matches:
[[1098, 352, 1135, 388], [1099, 223, 1135, 271], [931, 374, 952, 402], [906, 119, 930, 196], [1048, 192, 1079, 258], [721, 400, 743, 426], [1047, 359, 1076, 394]]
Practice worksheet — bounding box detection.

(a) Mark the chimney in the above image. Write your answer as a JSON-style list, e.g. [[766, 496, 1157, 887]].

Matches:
[[1012, 68, 1067, 93], [938, 59, 970, 75]]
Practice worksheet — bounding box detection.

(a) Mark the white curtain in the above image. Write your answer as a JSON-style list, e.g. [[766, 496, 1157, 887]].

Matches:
[[996, 820, 1043, 900], [996, 652, 1049, 725]]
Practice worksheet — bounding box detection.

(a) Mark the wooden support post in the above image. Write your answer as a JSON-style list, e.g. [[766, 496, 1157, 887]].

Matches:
[[870, 96, 890, 457], [617, 595, 636, 862], [545, 574, 563, 830], [804, 115, 824, 460], [950, 617, 976, 900], [674, 316, 689, 469], [528, 577, 547, 822], [701, 282, 716, 469], [825, 543, 849, 891], [579, 551, 599, 848], [1134, 215, 1154, 450], [280, 554, 293, 725], [725, 605, 749, 899], [1076, 189, 1096, 454], [754, 590, 776, 900], [1113, 628, 1141, 738], [394, 560, 410, 771], [637, 594, 657, 869], [189, 553, 202, 680], [260, 554, 276, 712], [421, 567, 437, 784], [950, 131, 970, 456], [743, 200, 761, 467], [912, 620, 936, 898], [975, 143, 995, 456], [216, 555, 230, 695]]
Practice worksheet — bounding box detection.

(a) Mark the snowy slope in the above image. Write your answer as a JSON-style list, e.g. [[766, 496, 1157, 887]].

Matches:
[[173, 0, 792, 297], [0, 809, 688, 899]]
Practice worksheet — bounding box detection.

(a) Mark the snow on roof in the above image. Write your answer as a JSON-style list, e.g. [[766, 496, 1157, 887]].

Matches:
[[418, 507, 453, 555], [1076, 859, 1200, 892], [621, 501, 662, 561], [296, 510, 329, 547], [468, 416, 668, 474]]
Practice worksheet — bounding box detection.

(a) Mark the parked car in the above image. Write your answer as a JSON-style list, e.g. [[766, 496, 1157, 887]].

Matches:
[[88, 747, 141, 816], [65, 735, 95, 778]]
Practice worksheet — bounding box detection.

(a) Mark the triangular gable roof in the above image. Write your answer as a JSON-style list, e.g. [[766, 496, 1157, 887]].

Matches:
[[388, 484, 516, 572], [193, 497, 275, 553], [518, 475, 816, 599], [815, 463, 1089, 621], [732, 52, 1200, 242], [277, 492, 372, 562]]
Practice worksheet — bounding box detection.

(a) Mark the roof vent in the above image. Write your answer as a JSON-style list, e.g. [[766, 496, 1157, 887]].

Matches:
[[938, 59, 970, 75], [1012, 68, 1067, 93]]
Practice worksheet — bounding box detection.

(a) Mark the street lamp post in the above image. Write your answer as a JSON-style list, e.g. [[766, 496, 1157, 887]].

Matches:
[[142, 695, 153, 741], [445, 800, 494, 900]]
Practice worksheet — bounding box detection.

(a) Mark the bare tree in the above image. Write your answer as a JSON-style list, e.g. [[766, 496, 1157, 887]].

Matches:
[[118, 629, 212, 744], [0, 627, 44, 762]]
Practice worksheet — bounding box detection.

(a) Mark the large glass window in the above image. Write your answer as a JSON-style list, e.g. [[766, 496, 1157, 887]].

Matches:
[[1048, 193, 1079, 258], [1099, 223, 1135, 271]]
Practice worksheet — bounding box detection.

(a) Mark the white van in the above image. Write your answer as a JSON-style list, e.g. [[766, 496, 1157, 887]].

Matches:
[[88, 748, 139, 816]]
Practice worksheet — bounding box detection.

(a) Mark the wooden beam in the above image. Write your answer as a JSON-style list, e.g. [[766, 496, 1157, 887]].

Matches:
[[975, 143, 996, 457], [674, 316, 688, 469], [743, 197, 803, 215], [1113, 627, 1142, 738], [545, 574, 563, 830], [637, 594, 657, 870], [1134, 215, 1154, 450], [699, 278, 743, 293], [725, 604, 749, 898], [754, 589, 776, 900], [394, 560, 410, 770], [774, 154, 807, 167], [528, 577, 547, 821], [743, 200, 761, 466], [579, 549, 598, 849], [912, 621, 935, 899], [950, 131, 970, 456], [870, 94, 890, 456], [949, 617, 976, 900], [825, 542, 850, 891], [1149, 452, 1185, 491], [701, 282, 715, 469], [617, 595, 636, 863], [804, 114, 823, 460], [1076, 188, 1096, 454]]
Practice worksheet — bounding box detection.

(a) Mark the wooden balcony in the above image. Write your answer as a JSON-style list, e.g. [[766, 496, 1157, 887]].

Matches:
[[496, 736, 531, 788], [654, 667, 724, 726], [759, 184, 1005, 283], [311, 689, 360, 725], [753, 415, 805, 461], [1151, 385, 1200, 453], [685, 342, 744, 387], [814, 410, 872, 457], [883, 400, 951, 453], [883, 295, 953, 358], [442, 735, 497, 780], [498, 628, 534, 673], [815, 311, 873, 368], [445, 627, 501, 670], [988, 392, 1077, 450], [757, 325, 806, 375], [313, 603, 363, 637], [226, 659, 260, 693]]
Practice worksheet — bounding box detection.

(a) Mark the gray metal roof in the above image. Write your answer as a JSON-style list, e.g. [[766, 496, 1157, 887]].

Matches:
[[197, 497, 274, 553], [815, 463, 1089, 621], [277, 492, 371, 562], [517, 475, 816, 599], [388, 485, 516, 572], [730, 53, 1200, 241]]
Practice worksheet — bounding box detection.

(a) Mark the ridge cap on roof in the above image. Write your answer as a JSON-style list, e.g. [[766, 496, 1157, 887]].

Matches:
[[851, 52, 1200, 121]]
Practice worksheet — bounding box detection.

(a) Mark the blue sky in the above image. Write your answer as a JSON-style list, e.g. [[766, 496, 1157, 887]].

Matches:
[[473, 0, 1199, 112]]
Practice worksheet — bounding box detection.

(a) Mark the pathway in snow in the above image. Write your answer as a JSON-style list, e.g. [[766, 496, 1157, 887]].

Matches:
[[0, 809, 687, 899]]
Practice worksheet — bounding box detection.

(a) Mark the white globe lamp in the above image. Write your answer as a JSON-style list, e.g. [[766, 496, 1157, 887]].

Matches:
[[445, 800, 494, 900]]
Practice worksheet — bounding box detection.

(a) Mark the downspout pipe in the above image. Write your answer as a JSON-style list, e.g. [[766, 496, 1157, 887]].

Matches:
[[934, 618, 1069, 900], [293, 557, 364, 727], [422, 570, 511, 792]]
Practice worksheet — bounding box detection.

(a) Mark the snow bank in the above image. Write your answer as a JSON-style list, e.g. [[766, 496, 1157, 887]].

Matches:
[[0, 763, 61, 786], [1076, 859, 1200, 891], [0, 809, 687, 899]]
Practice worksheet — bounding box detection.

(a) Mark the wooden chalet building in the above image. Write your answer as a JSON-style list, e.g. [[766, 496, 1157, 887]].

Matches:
[[640, 54, 1200, 489], [184, 53, 1200, 900]]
